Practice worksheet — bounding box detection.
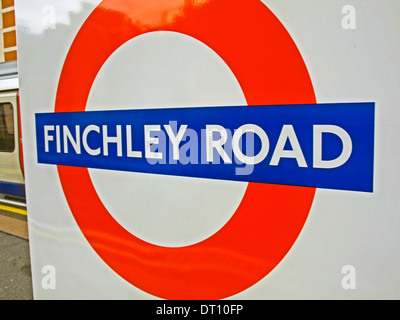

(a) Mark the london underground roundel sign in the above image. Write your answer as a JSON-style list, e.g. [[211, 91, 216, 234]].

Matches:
[[55, 0, 316, 299]]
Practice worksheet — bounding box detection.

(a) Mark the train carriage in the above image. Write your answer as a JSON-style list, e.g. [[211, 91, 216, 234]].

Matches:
[[0, 60, 24, 204]]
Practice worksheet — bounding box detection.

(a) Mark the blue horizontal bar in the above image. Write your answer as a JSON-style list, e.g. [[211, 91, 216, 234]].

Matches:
[[35, 103, 375, 192]]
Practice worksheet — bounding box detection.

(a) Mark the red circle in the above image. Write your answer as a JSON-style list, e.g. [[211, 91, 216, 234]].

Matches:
[[55, 0, 316, 299]]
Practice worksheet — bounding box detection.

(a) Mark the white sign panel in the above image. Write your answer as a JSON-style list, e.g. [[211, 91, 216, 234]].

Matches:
[[15, 0, 400, 300]]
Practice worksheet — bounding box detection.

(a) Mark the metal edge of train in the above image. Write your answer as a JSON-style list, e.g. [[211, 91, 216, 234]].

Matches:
[[0, 60, 26, 209]]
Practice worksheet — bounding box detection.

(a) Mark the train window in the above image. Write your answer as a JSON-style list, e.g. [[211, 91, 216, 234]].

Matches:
[[0, 103, 15, 152]]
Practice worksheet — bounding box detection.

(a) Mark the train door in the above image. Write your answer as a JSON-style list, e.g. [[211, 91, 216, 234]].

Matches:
[[0, 89, 24, 200]]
